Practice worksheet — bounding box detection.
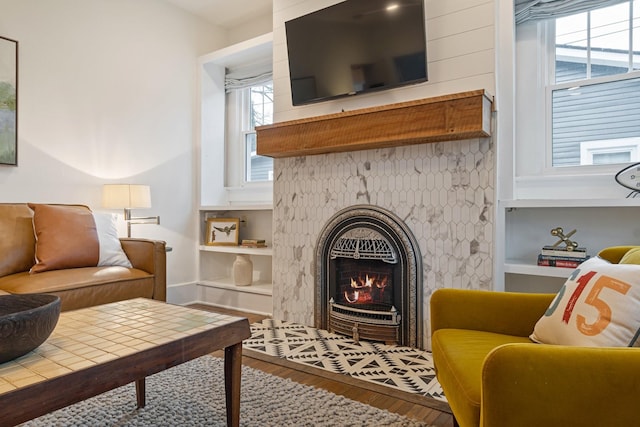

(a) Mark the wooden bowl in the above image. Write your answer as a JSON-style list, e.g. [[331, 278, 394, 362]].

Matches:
[[0, 294, 61, 364]]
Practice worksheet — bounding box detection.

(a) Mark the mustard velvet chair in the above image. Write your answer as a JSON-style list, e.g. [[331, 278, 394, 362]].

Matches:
[[430, 246, 640, 427]]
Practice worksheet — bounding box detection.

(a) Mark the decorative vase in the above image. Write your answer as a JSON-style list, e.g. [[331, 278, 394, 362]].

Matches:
[[232, 254, 253, 286], [0, 294, 61, 363]]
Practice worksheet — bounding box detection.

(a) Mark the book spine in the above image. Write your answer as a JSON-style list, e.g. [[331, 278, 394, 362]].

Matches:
[[538, 254, 589, 262], [542, 245, 586, 252], [540, 249, 588, 258], [537, 255, 585, 268]]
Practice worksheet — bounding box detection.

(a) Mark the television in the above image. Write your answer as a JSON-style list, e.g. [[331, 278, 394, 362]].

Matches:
[[285, 0, 427, 106]]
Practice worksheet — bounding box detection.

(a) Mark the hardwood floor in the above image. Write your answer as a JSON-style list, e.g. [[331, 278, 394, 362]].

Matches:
[[189, 304, 455, 427]]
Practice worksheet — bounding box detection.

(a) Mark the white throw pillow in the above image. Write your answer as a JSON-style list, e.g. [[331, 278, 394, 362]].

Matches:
[[93, 213, 132, 268], [531, 256, 640, 347]]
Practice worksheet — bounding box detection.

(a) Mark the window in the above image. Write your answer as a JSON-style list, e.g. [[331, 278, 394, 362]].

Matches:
[[242, 83, 273, 182], [225, 81, 273, 187], [548, 1, 640, 167]]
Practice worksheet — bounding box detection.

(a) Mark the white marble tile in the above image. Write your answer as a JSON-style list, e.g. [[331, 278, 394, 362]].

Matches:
[[272, 138, 494, 349]]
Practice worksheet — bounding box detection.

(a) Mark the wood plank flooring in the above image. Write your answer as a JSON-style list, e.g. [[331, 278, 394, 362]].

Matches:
[[189, 304, 455, 427]]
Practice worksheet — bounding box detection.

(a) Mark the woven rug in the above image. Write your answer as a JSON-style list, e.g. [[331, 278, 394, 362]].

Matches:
[[21, 355, 432, 427], [244, 319, 446, 404]]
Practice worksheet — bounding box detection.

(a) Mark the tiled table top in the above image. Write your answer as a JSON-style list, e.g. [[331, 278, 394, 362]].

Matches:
[[0, 298, 242, 395]]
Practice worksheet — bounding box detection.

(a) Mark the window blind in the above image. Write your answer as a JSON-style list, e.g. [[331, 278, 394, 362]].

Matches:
[[515, 0, 628, 24]]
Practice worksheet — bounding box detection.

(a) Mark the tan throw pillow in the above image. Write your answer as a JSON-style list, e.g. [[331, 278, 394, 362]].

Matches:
[[530, 256, 640, 347], [28, 204, 100, 273]]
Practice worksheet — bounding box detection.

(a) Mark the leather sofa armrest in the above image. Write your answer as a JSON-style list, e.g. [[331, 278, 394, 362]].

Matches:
[[430, 288, 555, 337], [120, 238, 166, 302], [481, 343, 640, 427]]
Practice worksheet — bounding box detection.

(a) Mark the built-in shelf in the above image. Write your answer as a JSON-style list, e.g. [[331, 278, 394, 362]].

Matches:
[[500, 198, 640, 208], [197, 206, 273, 314], [196, 34, 274, 315], [256, 90, 493, 158], [200, 204, 273, 211], [199, 278, 273, 296], [500, 199, 640, 292], [504, 260, 577, 278], [199, 245, 273, 256]]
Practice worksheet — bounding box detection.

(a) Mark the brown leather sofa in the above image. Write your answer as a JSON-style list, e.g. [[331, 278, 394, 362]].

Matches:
[[0, 203, 166, 311]]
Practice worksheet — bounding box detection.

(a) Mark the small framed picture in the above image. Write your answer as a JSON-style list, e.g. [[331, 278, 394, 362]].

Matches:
[[206, 218, 239, 246]]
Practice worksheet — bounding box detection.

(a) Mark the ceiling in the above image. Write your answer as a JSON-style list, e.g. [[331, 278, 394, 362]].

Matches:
[[164, 0, 273, 29]]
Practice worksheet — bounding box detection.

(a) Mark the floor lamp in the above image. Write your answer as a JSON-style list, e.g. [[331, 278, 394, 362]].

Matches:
[[102, 184, 160, 237]]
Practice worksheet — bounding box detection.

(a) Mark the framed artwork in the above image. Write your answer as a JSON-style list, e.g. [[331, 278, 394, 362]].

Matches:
[[0, 36, 17, 166], [206, 218, 240, 246]]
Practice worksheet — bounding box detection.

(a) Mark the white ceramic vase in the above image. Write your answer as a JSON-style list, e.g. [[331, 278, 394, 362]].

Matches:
[[232, 254, 253, 286]]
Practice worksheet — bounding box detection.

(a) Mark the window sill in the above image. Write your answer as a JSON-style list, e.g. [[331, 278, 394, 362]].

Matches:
[[514, 173, 632, 200], [225, 183, 273, 205]]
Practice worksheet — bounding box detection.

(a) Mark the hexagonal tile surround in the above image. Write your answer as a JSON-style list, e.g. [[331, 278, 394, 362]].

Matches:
[[272, 138, 494, 349]]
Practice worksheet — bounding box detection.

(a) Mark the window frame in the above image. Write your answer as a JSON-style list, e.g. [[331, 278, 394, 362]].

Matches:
[[225, 81, 273, 188], [545, 2, 639, 172], [243, 82, 273, 184], [579, 137, 640, 165], [544, 68, 640, 172], [516, 2, 640, 182]]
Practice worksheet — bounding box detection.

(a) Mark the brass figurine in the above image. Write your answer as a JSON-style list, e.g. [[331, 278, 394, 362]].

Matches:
[[550, 227, 578, 251]]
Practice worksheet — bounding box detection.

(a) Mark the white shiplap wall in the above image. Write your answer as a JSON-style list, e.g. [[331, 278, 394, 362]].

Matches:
[[272, 0, 496, 121]]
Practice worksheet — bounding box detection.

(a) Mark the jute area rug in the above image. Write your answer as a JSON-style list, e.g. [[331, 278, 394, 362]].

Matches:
[[21, 355, 433, 427]]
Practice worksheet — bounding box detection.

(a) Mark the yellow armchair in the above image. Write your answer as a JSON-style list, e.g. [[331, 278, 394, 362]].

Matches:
[[431, 247, 640, 427]]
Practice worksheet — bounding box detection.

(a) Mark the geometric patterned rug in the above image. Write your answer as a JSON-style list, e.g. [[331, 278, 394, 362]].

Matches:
[[243, 319, 447, 403]]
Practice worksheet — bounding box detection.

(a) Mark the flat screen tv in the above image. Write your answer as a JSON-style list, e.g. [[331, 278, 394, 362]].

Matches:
[[285, 0, 427, 106]]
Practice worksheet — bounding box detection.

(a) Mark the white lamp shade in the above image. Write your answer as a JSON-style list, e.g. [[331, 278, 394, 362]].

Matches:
[[102, 184, 152, 209]]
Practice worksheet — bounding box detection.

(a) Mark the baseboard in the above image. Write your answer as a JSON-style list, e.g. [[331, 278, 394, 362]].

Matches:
[[166, 282, 198, 305]]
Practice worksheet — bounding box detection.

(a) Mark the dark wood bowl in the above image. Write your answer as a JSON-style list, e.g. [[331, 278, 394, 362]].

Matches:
[[0, 294, 61, 364]]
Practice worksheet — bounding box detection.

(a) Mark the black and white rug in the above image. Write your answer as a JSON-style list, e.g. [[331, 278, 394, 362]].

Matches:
[[244, 319, 446, 402]]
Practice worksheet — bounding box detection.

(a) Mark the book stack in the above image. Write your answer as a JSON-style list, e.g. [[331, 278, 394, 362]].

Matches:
[[537, 245, 589, 268], [241, 239, 267, 248]]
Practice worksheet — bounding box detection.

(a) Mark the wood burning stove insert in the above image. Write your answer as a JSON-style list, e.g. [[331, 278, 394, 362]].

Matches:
[[315, 205, 423, 348]]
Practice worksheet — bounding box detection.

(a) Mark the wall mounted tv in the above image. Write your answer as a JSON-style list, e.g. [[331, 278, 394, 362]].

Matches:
[[285, 0, 427, 106]]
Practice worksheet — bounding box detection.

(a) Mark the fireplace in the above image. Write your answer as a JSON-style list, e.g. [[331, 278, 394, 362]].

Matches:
[[315, 205, 423, 348], [263, 90, 494, 351]]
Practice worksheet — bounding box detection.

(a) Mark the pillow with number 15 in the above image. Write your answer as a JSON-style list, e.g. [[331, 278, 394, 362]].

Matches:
[[531, 256, 640, 347]]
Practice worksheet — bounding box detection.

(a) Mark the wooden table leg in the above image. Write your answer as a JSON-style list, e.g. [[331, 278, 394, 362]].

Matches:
[[135, 378, 146, 408], [224, 342, 242, 427]]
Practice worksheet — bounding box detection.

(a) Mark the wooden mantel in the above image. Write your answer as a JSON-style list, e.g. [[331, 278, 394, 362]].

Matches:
[[256, 90, 493, 158]]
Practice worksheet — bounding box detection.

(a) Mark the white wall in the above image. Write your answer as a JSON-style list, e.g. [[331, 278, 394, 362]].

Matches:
[[0, 0, 226, 288], [227, 13, 273, 46]]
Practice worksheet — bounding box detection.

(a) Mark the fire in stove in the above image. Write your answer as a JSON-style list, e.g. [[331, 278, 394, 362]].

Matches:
[[330, 257, 398, 343], [318, 207, 422, 348], [343, 274, 389, 304]]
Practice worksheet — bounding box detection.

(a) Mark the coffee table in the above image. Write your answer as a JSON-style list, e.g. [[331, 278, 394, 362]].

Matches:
[[0, 298, 251, 426]]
